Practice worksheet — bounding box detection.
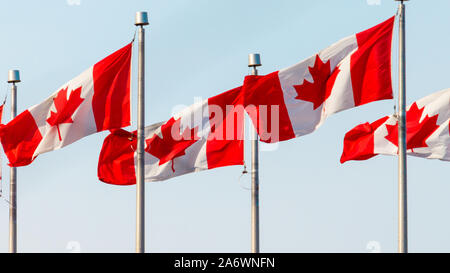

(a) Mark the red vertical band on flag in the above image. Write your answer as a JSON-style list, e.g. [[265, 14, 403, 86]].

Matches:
[[92, 43, 132, 132], [340, 116, 389, 163], [98, 129, 137, 185], [207, 87, 244, 169], [351, 16, 394, 106], [0, 110, 43, 167], [243, 72, 295, 143]]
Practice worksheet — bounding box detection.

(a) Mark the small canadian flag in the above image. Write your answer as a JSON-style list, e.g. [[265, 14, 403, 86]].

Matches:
[[242, 16, 395, 143], [0, 43, 132, 167], [98, 87, 244, 185], [341, 88, 450, 163]]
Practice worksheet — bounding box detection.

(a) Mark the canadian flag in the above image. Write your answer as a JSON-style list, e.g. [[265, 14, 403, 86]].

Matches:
[[341, 88, 450, 163], [243, 16, 395, 143], [98, 87, 244, 185], [0, 43, 132, 167]]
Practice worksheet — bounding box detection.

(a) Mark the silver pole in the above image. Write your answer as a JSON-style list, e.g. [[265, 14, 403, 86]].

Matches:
[[396, 0, 408, 253], [135, 11, 149, 253], [248, 54, 261, 253], [7, 69, 20, 253]]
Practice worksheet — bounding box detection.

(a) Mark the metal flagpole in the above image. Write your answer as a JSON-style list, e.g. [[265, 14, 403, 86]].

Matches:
[[135, 11, 148, 253], [248, 54, 261, 253], [396, 0, 408, 253], [7, 70, 20, 253]]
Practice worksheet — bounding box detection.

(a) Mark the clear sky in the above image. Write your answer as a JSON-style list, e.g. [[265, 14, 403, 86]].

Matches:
[[0, 0, 449, 253]]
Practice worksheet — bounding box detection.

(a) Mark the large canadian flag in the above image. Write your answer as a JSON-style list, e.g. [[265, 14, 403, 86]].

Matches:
[[98, 87, 244, 185], [341, 88, 450, 163], [0, 43, 132, 167], [243, 16, 395, 143]]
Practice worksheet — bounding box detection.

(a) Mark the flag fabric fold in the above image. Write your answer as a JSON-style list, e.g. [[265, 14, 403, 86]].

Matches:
[[0, 43, 132, 167], [98, 87, 245, 185], [341, 88, 450, 163], [242, 16, 395, 143]]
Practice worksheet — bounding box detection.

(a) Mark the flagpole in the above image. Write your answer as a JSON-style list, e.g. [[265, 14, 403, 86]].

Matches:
[[248, 54, 261, 253], [7, 70, 20, 253], [396, 0, 408, 253], [135, 11, 148, 253]]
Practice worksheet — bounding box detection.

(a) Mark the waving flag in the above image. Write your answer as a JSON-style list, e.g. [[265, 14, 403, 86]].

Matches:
[[243, 16, 395, 143], [98, 87, 244, 185], [0, 43, 132, 167], [341, 88, 450, 163]]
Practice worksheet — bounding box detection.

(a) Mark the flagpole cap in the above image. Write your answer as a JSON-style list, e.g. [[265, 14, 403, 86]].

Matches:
[[7, 70, 20, 83], [135, 12, 149, 26], [248, 54, 261, 67]]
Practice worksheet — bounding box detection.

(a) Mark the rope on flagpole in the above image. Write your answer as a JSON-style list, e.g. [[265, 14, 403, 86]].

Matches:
[[238, 162, 251, 190], [129, 134, 136, 152], [131, 27, 137, 44], [395, 4, 401, 17], [392, 5, 401, 121], [1, 197, 15, 208]]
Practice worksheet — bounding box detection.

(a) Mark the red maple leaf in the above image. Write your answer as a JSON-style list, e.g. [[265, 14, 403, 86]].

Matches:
[[46, 86, 84, 141], [294, 54, 340, 110], [385, 102, 439, 151], [145, 117, 199, 172]]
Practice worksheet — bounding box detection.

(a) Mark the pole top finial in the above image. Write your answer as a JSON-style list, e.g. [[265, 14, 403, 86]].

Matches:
[[248, 54, 261, 67], [135, 11, 149, 26], [8, 70, 20, 83]]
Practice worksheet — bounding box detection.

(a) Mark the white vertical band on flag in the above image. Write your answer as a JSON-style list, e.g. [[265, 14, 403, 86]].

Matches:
[[323, 56, 355, 117], [30, 67, 96, 158], [277, 34, 358, 136], [142, 99, 211, 182], [373, 116, 398, 155]]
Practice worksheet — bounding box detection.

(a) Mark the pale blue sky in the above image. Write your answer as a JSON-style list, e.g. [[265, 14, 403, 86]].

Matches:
[[0, 0, 449, 253]]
